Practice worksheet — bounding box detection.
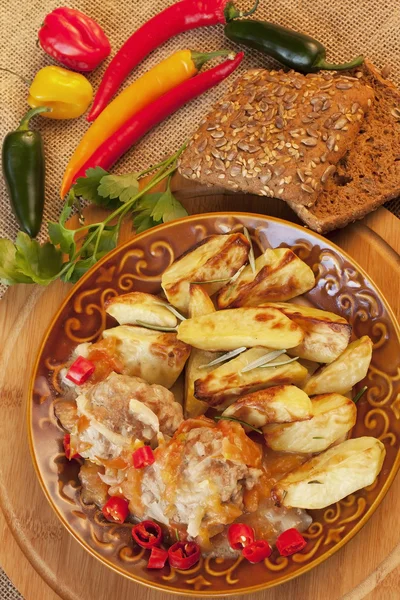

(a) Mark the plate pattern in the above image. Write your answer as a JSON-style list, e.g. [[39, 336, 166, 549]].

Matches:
[[30, 214, 400, 595]]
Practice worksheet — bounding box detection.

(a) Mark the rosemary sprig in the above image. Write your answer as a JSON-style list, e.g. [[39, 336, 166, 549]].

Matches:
[[214, 415, 262, 434]]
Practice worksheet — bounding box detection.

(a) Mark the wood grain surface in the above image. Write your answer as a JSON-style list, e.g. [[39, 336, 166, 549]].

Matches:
[[0, 179, 399, 600]]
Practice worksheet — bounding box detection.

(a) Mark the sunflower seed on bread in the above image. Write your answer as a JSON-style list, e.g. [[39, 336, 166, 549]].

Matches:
[[286, 60, 400, 232], [178, 68, 374, 207]]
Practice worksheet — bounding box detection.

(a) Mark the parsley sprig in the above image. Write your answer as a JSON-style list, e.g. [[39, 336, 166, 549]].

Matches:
[[0, 146, 187, 286]]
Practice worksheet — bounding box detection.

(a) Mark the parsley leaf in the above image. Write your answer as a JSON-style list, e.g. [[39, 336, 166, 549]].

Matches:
[[73, 167, 109, 206], [14, 232, 63, 285], [0, 238, 34, 284], [150, 187, 188, 223], [133, 193, 163, 233], [98, 173, 139, 204], [48, 192, 76, 257]]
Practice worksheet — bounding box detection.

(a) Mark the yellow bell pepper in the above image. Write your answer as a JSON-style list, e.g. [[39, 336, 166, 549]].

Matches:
[[27, 66, 93, 120]]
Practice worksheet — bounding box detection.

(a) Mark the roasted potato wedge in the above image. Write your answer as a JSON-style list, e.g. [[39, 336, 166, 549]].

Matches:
[[161, 233, 250, 312], [272, 437, 385, 509], [105, 292, 177, 328], [263, 393, 357, 453], [222, 385, 313, 427], [262, 302, 351, 363], [187, 284, 216, 318], [177, 307, 304, 351], [185, 285, 221, 418], [217, 248, 315, 309], [303, 336, 373, 396], [194, 347, 308, 407], [102, 325, 190, 388]]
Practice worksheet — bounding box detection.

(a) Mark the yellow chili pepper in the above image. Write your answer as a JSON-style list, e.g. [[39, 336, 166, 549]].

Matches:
[[60, 49, 228, 198], [27, 66, 93, 121]]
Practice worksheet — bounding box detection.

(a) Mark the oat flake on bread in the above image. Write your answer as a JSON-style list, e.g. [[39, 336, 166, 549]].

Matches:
[[178, 68, 374, 208]]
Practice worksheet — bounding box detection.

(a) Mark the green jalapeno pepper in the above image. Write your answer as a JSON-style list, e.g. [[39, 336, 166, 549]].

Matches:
[[225, 20, 364, 73], [2, 106, 50, 237]]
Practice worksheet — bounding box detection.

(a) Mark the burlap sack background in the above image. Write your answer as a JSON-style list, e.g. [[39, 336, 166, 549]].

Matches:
[[1, 0, 400, 302]]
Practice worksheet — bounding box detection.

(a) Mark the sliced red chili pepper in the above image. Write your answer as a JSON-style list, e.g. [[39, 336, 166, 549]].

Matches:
[[63, 434, 81, 460], [102, 496, 129, 524], [147, 546, 169, 569], [276, 528, 307, 557], [73, 52, 244, 183], [242, 539, 272, 563], [132, 520, 163, 548], [168, 541, 201, 570], [132, 446, 155, 469], [65, 356, 95, 385], [88, 0, 257, 120], [228, 523, 255, 550]]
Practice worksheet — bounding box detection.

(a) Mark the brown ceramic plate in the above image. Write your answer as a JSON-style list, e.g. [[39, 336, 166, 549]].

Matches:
[[28, 213, 400, 596]]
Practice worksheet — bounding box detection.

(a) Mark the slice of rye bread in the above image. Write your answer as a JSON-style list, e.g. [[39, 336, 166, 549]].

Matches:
[[287, 60, 400, 232], [178, 68, 374, 207]]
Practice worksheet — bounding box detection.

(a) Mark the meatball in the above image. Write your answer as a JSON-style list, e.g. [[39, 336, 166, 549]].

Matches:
[[69, 372, 183, 466], [122, 417, 262, 541]]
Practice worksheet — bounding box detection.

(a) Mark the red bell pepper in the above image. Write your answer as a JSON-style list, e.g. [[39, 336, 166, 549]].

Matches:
[[276, 528, 307, 557], [73, 52, 244, 183], [228, 523, 255, 550], [38, 8, 111, 72], [88, 0, 257, 120], [132, 446, 155, 469], [65, 356, 95, 385], [168, 541, 201, 570], [132, 520, 163, 548], [63, 433, 81, 460], [102, 496, 130, 524], [147, 546, 169, 569], [242, 539, 272, 563]]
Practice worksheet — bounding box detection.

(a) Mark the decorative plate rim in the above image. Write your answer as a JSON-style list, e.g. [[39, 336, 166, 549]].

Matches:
[[27, 212, 400, 596]]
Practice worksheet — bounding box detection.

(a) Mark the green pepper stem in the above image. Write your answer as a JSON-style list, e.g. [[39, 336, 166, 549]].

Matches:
[[17, 106, 52, 131], [191, 49, 235, 70], [225, 0, 259, 21], [315, 55, 364, 71]]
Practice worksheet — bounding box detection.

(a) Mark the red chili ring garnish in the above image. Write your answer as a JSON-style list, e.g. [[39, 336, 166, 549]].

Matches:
[[147, 546, 169, 569], [168, 541, 201, 570], [228, 523, 255, 550], [132, 520, 163, 548], [102, 496, 129, 524], [65, 355, 95, 385], [276, 528, 307, 557], [63, 433, 81, 460], [132, 445, 155, 468], [242, 539, 272, 563]]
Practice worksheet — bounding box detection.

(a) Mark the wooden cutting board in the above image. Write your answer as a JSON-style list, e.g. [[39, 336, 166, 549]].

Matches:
[[0, 179, 399, 600]]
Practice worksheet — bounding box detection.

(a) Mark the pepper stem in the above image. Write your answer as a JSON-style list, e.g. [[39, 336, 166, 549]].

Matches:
[[315, 55, 365, 71], [191, 49, 235, 71], [225, 0, 259, 21], [0, 66, 30, 87], [17, 106, 52, 131]]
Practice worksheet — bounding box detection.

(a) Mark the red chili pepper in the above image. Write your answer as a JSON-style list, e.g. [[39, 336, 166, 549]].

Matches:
[[228, 523, 255, 550], [147, 546, 169, 569], [73, 52, 244, 183], [102, 496, 129, 523], [102, 496, 130, 524], [132, 446, 155, 469], [132, 520, 163, 548], [38, 8, 111, 72], [63, 433, 81, 460], [65, 356, 95, 385], [168, 541, 201, 570], [276, 528, 307, 557], [88, 0, 257, 120], [242, 539, 272, 563]]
